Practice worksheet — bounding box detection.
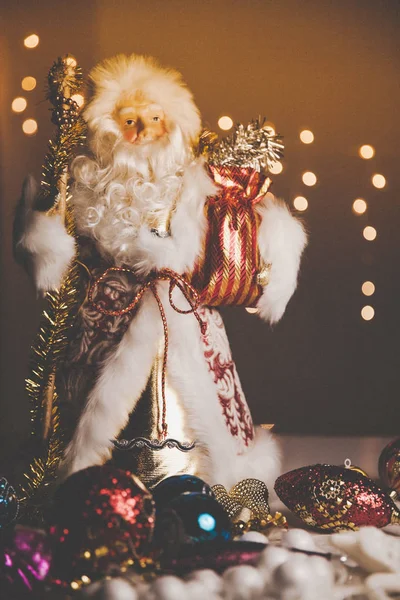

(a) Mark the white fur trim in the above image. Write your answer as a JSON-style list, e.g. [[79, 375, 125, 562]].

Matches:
[[59, 282, 280, 489], [59, 295, 163, 478], [165, 303, 281, 488], [18, 212, 76, 292], [85, 54, 201, 148], [228, 426, 281, 490], [256, 195, 307, 324]]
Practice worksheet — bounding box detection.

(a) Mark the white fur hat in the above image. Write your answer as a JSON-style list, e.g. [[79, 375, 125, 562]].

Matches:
[[84, 54, 202, 144]]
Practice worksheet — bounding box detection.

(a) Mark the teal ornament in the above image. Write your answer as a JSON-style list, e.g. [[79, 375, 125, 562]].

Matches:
[[155, 492, 231, 556], [152, 475, 213, 512], [0, 477, 19, 528]]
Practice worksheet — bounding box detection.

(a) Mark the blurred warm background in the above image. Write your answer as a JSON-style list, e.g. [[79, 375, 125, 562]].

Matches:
[[1, 0, 399, 463]]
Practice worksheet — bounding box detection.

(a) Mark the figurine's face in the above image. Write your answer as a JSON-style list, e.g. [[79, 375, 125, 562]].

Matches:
[[115, 96, 168, 146]]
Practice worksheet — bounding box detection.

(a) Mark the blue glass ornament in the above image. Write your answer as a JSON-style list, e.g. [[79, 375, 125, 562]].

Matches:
[[0, 477, 19, 528], [152, 475, 214, 511], [156, 492, 231, 550]]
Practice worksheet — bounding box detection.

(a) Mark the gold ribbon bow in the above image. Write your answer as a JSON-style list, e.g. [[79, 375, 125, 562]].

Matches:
[[88, 267, 205, 438]]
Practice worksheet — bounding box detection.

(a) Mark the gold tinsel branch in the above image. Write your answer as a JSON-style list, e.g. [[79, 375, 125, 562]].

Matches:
[[18, 56, 86, 517], [200, 118, 284, 173]]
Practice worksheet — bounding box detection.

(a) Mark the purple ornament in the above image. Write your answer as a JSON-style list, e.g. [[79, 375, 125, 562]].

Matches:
[[1, 525, 52, 594]]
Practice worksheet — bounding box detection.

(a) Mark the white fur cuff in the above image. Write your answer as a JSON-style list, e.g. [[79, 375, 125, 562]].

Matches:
[[256, 196, 307, 324], [19, 212, 76, 292]]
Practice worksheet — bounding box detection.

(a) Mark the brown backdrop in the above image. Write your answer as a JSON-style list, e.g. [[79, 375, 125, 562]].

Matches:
[[1, 0, 399, 463]]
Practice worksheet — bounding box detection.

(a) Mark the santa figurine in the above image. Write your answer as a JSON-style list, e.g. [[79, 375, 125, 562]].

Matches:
[[16, 54, 307, 492]]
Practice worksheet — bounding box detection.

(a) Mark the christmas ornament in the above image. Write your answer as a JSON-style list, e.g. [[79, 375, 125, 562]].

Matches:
[[275, 463, 400, 532], [212, 478, 270, 521], [379, 437, 400, 498], [0, 525, 52, 594], [155, 492, 231, 557], [212, 478, 286, 535], [0, 477, 19, 528], [152, 475, 214, 511], [48, 466, 155, 586]]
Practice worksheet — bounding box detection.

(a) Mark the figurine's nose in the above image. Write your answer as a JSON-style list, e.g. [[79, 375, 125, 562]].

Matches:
[[136, 118, 145, 136]]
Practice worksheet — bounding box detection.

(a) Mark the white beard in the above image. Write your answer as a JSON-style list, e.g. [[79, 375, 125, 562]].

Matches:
[[71, 126, 196, 269]]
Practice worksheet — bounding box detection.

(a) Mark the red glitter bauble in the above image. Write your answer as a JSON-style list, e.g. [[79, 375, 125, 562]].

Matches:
[[275, 464, 400, 533], [48, 466, 155, 583], [378, 438, 400, 496]]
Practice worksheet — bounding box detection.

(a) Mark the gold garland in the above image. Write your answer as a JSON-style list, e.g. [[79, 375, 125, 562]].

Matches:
[[18, 56, 86, 520]]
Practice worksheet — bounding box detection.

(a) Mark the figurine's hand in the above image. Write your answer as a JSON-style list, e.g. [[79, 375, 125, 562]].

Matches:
[[14, 176, 76, 293]]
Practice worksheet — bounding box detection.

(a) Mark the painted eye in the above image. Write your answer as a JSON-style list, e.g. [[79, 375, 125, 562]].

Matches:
[[125, 119, 135, 126], [153, 116, 160, 122]]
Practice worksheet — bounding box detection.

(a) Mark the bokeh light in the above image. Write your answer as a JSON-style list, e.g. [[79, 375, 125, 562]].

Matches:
[[352, 199, 367, 215], [11, 97, 27, 113], [24, 34, 39, 48], [363, 226, 377, 241], [269, 161, 283, 175], [21, 76, 37, 91], [362, 281, 375, 296], [372, 174, 386, 189], [300, 130, 314, 144], [359, 144, 375, 159], [302, 171, 317, 186], [361, 306, 375, 321], [218, 116, 233, 131], [65, 56, 77, 67], [22, 119, 38, 135], [263, 123, 276, 136], [71, 93, 85, 107], [293, 196, 308, 211]]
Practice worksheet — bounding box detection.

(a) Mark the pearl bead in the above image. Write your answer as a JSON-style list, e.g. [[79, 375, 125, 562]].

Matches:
[[82, 578, 138, 599], [150, 576, 186, 600], [258, 545, 291, 575], [187, 569, 223, 594], [238, 531, 269, 544], [282, 528, 317, 552], [273, 554, 316, 591], [223, 565, 264, 599], [309, 556, 334, 585], [184, 580, 212, 600]]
